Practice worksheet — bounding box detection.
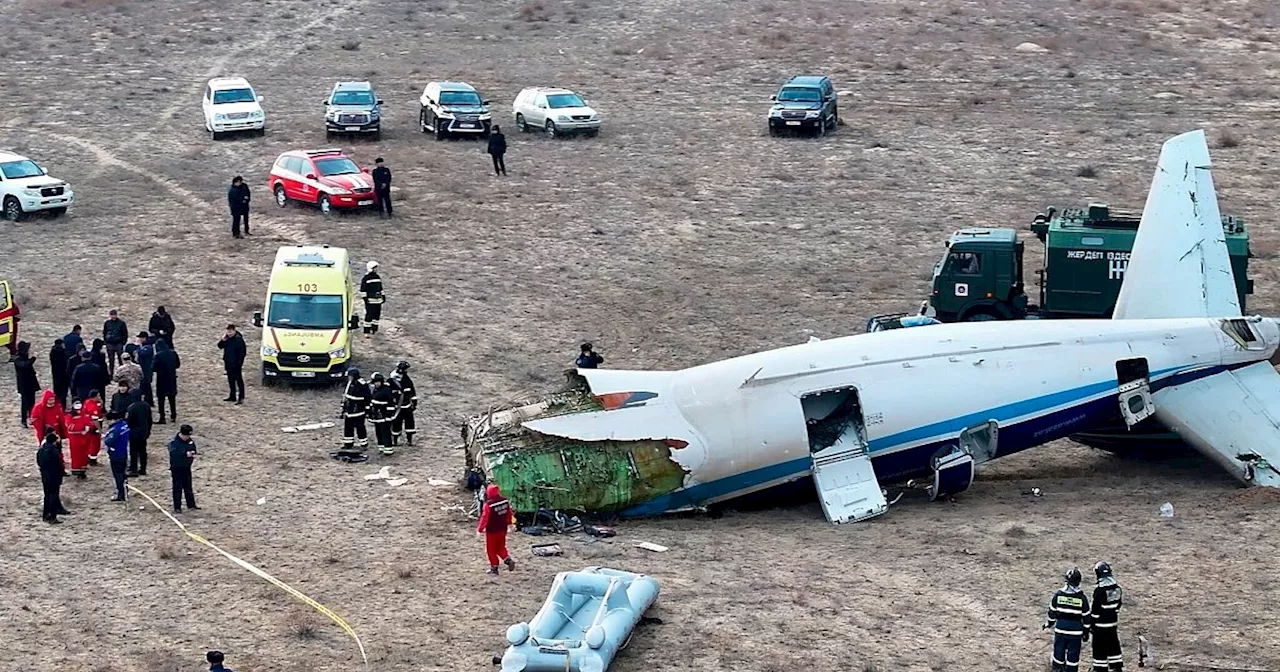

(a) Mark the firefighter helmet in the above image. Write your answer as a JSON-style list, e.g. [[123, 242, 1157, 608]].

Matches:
[[1065, 567, 1083, 587], [371, 372, 385, 382], [1094, 561, 1113, 579], [395, 360, 410, 372]]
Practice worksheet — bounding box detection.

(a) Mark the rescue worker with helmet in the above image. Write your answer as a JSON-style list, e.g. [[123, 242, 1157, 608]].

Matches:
[[359, 261, 385, 336], [390, 360, 417, 446], [1090, 561, 1124, 672], [336, 368, 370, 462], [1044, 567, 1091, 672], [368, 372, 397, 456]]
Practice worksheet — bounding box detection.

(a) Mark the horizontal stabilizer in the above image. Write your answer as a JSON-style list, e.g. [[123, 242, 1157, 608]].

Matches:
[[1113, 129, 1241, 320], [1153, 362, 1280, 486]]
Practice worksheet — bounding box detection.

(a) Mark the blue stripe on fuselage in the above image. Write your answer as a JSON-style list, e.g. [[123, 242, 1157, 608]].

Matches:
[[619, 363, 1225, 517]]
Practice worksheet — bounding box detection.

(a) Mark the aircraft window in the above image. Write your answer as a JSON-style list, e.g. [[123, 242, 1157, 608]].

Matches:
[[944, 251, 981, 275], [1221, 318, 1263, 349]]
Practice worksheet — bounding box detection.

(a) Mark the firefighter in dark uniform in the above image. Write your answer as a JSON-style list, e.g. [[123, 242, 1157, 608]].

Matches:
[[1045, 567, 1091, 672], [359, 261, 384, 336], [390, 360, 417, 446], [369, 372, 397, 455], [336, 368, 370, 462], [1090, 561, 1124, 672]]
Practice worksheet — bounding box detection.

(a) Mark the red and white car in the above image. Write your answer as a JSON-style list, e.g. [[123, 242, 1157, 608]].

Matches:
[[269, 148, 378, 215]]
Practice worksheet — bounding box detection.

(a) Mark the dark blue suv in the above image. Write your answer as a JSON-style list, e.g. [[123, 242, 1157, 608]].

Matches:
[[767, 75, 839, 137]]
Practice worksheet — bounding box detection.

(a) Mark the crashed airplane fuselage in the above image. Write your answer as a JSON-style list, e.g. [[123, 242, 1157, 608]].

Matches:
[[464, 129, 1280, 523]]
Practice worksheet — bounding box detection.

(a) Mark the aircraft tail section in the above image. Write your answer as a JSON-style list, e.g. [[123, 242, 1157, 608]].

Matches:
[[1113, 129, 1241, 320]]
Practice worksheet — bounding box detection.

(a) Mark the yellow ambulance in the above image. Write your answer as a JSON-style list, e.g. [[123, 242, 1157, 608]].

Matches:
[[252, 245, 358, 384]]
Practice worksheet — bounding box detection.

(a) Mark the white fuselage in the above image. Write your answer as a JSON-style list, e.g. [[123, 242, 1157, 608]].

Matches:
[[619, 317, 1278, 515]]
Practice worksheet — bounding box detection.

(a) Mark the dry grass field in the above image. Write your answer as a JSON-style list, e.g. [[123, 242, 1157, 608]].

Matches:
[[3, 0, 1280, 670]]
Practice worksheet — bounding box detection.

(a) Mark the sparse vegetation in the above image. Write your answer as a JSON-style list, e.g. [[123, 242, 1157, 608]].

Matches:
[[397, 566, 414, 579], [340, 39, 360, 51], [1214, 130, 1241, 148], [517, 1, 549, 22], [287, 610, 321, 640], [1076, 165, 1098, 178]]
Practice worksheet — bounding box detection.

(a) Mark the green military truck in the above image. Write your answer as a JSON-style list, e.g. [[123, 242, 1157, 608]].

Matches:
[[925, 203, 1253, 323]]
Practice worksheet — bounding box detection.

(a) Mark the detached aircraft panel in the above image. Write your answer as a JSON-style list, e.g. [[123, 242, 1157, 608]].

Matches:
[[1113, 129, 1241, 320], [1153, 361, 1280, 486]]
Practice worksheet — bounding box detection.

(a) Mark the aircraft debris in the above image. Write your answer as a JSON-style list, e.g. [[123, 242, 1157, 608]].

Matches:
[[428, 478, 452, 486], [633, 541, 668, 553], [282, 421, 335, 433], [364, 466, 392, 481], [1159, 502, 1175, 518], [387, 478, 408, 487], [256, 496, 267, 505], [531, 542, 563, 557]]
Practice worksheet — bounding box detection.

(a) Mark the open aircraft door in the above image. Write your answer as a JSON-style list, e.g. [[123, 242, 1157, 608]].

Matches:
[[0, 281, 15, 355], [802, 387, 888, 524]]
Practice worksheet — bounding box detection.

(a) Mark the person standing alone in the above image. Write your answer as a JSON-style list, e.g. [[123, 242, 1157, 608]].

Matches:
[[476, 483, 516, 575], [228, 176, 251, 238], [126, 393, 152, 477], [359, 261, 385, 336], [216, 323, 246, 404], [371, 158, 392, 218], [168, 424, 200, 513], [11, 341, 40, 428], [487, 125, 507, 176]]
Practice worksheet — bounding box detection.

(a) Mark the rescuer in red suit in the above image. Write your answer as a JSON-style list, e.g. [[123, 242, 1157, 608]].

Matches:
[[476, 484, 516, 575], [81, 391, 104, 462], [29, 389, 65, 445], [65, 401, 96, 479]]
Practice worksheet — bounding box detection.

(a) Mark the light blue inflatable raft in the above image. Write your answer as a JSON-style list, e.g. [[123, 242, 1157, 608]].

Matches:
[[500, 567, 660, 672]]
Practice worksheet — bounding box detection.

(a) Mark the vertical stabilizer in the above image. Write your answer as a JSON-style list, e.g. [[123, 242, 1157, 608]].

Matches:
[[1112, 129, 1241, 319]]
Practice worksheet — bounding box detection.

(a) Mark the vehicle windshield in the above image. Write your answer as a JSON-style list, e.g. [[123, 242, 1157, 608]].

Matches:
[[0, 160, 44, 179], [546, 93, 586, 109], [212, 88, 256, 104], [331, 90, 375, 106], [777, 87, 822, 102], [440, 90, 482, 106], [314, 157, 360, 176], [267, 293, 344, 329]]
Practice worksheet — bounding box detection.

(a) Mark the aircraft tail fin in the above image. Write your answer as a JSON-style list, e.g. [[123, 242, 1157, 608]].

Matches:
[[1112, 129, 1241, 320]]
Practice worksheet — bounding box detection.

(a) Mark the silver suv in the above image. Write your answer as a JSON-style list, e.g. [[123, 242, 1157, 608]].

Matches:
[[324, 81, 382, 140]]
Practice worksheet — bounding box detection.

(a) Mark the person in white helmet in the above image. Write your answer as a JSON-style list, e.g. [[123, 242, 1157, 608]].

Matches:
[[359, 260, 385, 336]]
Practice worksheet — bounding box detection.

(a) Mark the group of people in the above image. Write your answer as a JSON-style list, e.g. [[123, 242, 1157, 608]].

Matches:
[[335, 361, 418, 462], [1045, 562, 1125, 672], [10, 306, 204, 523]]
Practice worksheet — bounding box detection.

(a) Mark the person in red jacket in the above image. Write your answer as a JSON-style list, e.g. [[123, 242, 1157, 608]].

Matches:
[[476, 484, 516, 575], [82, 390, 104, 463], [65, 401, 96, 479], [29, 389, 66, 445]]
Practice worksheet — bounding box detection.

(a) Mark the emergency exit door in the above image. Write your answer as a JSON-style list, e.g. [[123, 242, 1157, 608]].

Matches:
[[1116, 357, 1154, 427]]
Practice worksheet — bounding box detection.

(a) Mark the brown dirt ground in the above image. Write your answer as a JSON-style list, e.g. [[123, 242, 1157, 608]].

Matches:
[[3, 0, 1280, 670]]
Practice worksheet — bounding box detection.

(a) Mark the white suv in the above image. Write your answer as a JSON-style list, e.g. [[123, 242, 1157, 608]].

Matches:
[[202, 77, 266, 140], [0, 151, 74, 220], [512, 87, 601, 138]]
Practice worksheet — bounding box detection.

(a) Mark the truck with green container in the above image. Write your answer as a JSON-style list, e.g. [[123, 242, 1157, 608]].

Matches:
[[866, 202, 1254, 453], [924, 202, 1253, 323]]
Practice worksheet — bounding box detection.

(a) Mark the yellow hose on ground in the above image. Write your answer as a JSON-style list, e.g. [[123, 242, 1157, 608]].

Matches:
[[126, 483, 369, 667]]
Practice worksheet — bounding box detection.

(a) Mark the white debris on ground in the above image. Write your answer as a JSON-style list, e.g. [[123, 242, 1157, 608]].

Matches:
[[633, 541, 669, 553], [364, 466, 392, 481], [281, 421, 335, 433], [1015, 42, 1050, 53]]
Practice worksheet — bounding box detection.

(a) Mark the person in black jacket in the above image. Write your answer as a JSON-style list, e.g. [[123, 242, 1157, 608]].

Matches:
[[336, 368, 370, 461], [125, 395, 152, 476], [487, 125, 507, 176], [11, 341, 40, 427], [371, 158, 392, 218], [109, 379, 135, 420], [228, 176, 251, 238], [152, 339, 181, 424], [102, 310, 128, 375], [89, 338, 111, 393], [148, 307, 176, 346], [128, 331, 156, 408], [71, 350, 103, 404], [216, 324, 246, 404], [368, 372, 397, 455], [575, 342, 604, 369], [390, 360, 417, 446], [1045, 567, 1091, 672], [37, 431, 67, 523], [49, 338, 70, 408], [1089, 562, 1124, 672], [207, 650, 235, 672], [168, 424, 199, 513], [62, 324, 84, 355]]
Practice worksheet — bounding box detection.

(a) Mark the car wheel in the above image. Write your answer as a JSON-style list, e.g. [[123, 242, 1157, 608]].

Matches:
[[516, 113, 528, 133], [420, 109, 429, 133], [257, 127, 266, 137], [3, 196, 23, 222], [768, 125, 779, 137], [274, 184, 288, 208], [326, 130, 335, 140], [210, 129, 222, 141], [545, 120, 557, 138], [585, 128, 599, 138], [435, 124, 446, 141], [817, 120, 826, 137], [47, 207, 67, 218], [372, 128, 382, 141], [319, 194, 333, 215]]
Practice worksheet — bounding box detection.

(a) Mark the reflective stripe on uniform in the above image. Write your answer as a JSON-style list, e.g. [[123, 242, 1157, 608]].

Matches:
[[1092, 622, 1117, 628], [1055, 628, 1085, 636]]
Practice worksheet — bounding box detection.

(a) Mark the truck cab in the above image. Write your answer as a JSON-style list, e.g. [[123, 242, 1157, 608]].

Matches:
[[0, 280, 17, 355], [928, 228, 1027, 322], [927, 203, 1253, 322], [252, 245, 359, 384]]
